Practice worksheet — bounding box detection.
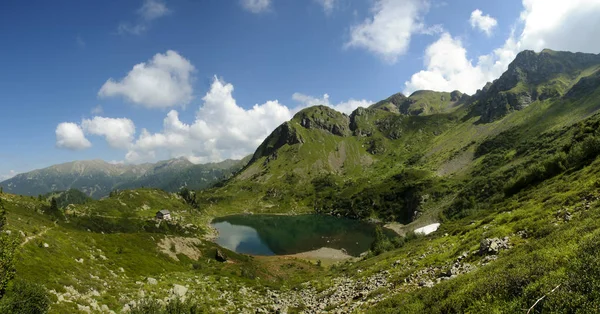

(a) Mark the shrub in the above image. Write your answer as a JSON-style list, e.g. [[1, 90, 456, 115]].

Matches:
[[0, 280, 50, 314]]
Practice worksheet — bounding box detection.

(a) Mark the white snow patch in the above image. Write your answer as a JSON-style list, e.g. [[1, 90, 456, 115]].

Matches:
[[414, 223, 440, 235]]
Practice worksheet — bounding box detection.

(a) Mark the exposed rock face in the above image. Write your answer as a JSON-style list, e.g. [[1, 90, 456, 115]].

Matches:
[[480, 237, 511, 255], [295, 105, 351, 136], [250, 121, 303, 163], [471, 49, 600, 122], [450, 90, 463, 101], [215, 249, 228, 262], [565, 70, 600, 98]]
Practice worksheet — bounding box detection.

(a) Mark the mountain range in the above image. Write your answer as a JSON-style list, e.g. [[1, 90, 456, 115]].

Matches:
[[5, 48, 600, 313], [0, 157, 249, 198], [202, 49, 600, 222]]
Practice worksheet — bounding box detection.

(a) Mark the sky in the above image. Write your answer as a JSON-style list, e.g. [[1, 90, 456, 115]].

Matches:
[[1, 0, 600, 179]]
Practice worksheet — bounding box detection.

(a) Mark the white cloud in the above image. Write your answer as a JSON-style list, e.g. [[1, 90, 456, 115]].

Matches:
[[404, 0, 600, 95], [98, 50, 195, 109], [519, 0, 600, 53], [315, 0, 337, 15], [138, 0, 170, 20], [241, 0, 272, 13], [125, 77, 293, 163], [81, 117, 136, 149], [120, 77, 370, 164], [469, 9, 498, 36], [404, 32, 507, 95], [346, 0, 430, 63], [292, 93, 372, 115], [56, 123, 92, 150], [0, 170, 17, 181], [119, 0, 170, 35], [91, 105, 103, 115]]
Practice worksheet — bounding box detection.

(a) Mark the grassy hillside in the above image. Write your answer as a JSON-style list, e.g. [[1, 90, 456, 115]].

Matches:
[[0, 189, 320, 313], [3, 49, 600, 313]]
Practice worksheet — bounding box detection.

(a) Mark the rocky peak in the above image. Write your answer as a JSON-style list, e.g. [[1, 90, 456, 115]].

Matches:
[[470, 49, 600, 123], [293, 105, 351, 137], [250, 121, 303, 164]]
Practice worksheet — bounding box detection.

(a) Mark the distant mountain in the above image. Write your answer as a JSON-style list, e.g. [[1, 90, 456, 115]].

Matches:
[[0, 157, 250, 198]]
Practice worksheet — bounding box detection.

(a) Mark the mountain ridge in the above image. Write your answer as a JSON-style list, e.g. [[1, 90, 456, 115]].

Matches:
[[0, 157, 250, 198]]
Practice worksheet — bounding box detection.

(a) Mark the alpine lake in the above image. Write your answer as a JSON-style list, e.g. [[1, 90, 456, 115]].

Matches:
[[211, 214, 397, 257]]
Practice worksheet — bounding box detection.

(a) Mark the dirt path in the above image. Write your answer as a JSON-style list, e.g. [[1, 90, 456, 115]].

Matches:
[[20, 224, 55, 247]]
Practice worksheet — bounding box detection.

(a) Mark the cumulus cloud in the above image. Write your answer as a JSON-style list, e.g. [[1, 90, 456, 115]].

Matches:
[[124, 77, 293, 163], [120, 77, 370, 164], [98, 50, 195, 109], [519, 0, 600, 53], [346, 0, 431, 63], [119, 0, 170, 35], [292, 93, 372, 115], [55, 123, 92, 150], [404, 0, 600, 95], [241, 0, 272, 13], [469, 9, 498, 36], [315, 0, 337, 15], [81, 117, 136, 149]]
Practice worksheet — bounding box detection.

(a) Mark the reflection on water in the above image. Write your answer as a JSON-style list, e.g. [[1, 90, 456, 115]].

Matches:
[[212, 221, 274, 255], [211, 214, 396, 257]]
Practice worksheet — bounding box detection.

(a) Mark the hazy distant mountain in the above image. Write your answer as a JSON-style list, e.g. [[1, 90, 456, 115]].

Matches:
[[0, 157, 250, 198]]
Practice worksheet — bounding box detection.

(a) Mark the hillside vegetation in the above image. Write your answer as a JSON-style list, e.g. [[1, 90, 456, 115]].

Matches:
[[3, 49, 600, 313]]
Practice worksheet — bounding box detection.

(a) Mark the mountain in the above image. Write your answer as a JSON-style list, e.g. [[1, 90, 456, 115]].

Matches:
[[0, 157, 250, 198], [469, 49, 600, 122], [6, 49, 600, 313], [202, 49, 600, 222]]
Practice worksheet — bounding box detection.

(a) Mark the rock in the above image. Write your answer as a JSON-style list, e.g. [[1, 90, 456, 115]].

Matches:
[[43, 243, 49, 248], [172, 284, 188, 298], [480, 237, 511, 255], [75, 258, 84, 263], [216, 249, 228, 262], [147, 277, 158, 285]]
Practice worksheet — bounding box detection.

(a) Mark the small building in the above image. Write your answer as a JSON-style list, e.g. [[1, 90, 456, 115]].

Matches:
[[156, 209, 171, 221]]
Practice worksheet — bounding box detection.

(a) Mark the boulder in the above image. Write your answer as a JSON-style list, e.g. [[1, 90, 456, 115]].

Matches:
[[216, 249, 228, 262], [480, 237, 511, 255]]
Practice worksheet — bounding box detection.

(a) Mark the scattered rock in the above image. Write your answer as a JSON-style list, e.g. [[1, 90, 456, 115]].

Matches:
[[147, 277, 158, 285], [171, 284, 188, 299], [480, 237, 511, 255], [215, 249, 228, 262]]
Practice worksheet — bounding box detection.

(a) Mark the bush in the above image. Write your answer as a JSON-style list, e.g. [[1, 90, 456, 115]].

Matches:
[[0, 280, 50, 314]]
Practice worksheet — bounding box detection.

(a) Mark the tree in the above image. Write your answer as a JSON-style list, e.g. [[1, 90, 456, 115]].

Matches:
[[0, 203, 17, 298], [0, 280, 50, 314], [178, 187, 199, 209]]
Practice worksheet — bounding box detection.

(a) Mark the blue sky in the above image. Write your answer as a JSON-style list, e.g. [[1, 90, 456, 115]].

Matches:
[[1, 0, 599, 179]]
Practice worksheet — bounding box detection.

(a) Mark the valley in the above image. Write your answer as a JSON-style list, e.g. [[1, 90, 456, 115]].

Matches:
[[2, 49, 600, 313]]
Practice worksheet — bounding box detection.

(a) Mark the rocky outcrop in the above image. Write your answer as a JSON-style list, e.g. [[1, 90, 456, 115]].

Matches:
[[215, 249, 228, 262], [480, 237, 511, 255], [250, 121, 303, 163], [295, 105, 351, 136], [565, 70, 600, 99], [471, 49, 600, 122]]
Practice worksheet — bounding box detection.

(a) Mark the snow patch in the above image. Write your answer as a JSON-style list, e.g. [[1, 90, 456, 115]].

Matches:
[[414, 223, 440, 235]]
